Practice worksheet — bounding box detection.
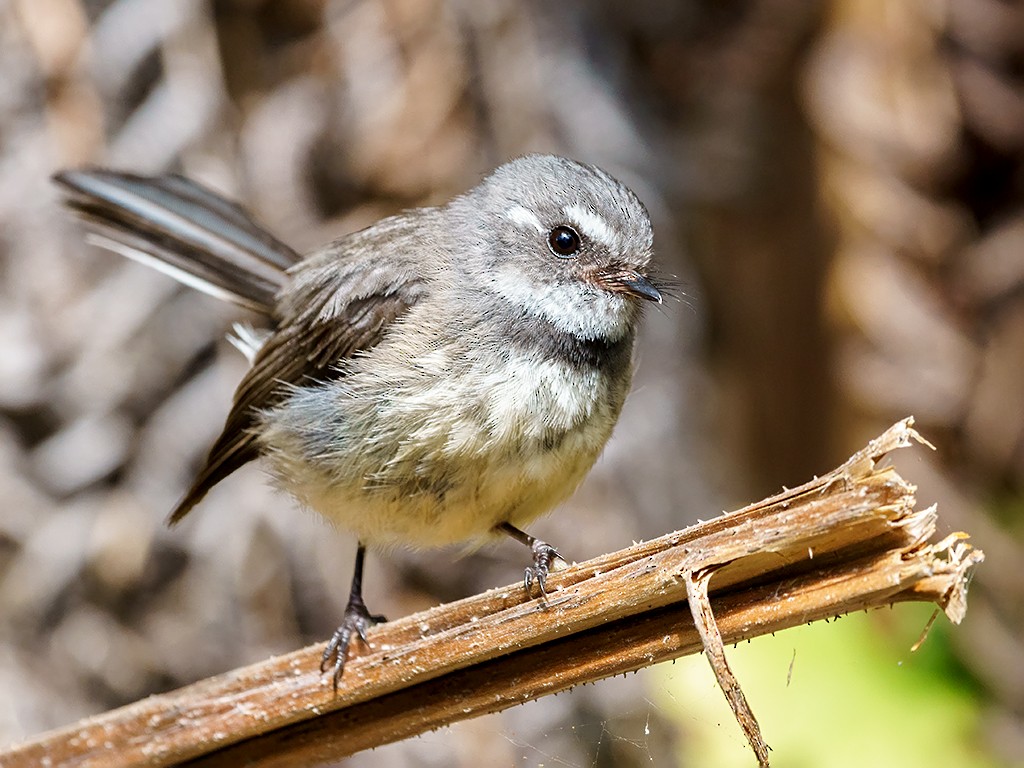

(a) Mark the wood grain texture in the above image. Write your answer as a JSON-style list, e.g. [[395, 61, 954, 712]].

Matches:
[[1, 418, 983, 767]]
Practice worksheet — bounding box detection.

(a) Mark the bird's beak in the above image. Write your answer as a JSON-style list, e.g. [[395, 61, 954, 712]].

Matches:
[[593, 267, 663, 304]]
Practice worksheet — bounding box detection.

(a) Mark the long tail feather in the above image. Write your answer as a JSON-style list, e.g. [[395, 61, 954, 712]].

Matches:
[[54, 169, 300, 314]]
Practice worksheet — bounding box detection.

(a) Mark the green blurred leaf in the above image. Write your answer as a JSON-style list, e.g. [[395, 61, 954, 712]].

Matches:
[[653, 605, 997, 768]]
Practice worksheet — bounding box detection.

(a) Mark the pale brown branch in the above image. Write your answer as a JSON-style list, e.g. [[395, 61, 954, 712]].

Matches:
[[2, 418, 984, 767], [686, 567, 770, 767]]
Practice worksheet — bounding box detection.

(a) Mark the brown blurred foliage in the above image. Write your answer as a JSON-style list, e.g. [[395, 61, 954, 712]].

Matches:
[[0, 0, 1019, 764], [807, 4, 1024, 754]]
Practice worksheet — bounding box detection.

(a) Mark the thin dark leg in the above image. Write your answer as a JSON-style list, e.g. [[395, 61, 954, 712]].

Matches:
[[320, 543, 386, 689], [496, 522, 561, 599]]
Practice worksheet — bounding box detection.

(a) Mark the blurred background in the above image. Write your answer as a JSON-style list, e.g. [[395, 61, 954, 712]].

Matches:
[[0, 0, 1019, 765]]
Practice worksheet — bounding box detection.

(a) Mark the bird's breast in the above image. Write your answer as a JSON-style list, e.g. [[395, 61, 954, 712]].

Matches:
[[259, 334, 633, 547]]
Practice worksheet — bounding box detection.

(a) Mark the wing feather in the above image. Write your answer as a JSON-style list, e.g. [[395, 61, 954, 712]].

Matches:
[[55, 168, 434, 524], [168, 282, 422, 523]]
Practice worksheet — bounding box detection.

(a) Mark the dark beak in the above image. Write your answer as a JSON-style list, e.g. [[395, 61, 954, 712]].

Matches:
[[595, 268, 663, 304], [619, 272, 663, 303]]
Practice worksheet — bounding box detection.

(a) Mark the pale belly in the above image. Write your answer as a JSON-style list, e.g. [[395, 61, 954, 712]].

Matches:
[[298, 421, 610, 546], [258, 354, 627, 547]]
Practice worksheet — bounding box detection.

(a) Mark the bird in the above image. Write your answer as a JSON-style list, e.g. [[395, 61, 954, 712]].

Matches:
[[54, 154, 663, 686]]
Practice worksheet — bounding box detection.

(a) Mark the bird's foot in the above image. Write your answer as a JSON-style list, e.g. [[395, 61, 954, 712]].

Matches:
[[320, 597, 386, 690], [524, 538, 561, 599]]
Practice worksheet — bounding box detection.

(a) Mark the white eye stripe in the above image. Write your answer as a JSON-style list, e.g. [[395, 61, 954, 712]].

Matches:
[[505, 205, 544, 233], [563, 204, 617, 248], [507, 202, 620, 250]]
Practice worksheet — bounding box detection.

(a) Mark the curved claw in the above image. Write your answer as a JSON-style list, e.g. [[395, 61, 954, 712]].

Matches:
[[320, 600, 386, 689], [524, 539, 560, 600]]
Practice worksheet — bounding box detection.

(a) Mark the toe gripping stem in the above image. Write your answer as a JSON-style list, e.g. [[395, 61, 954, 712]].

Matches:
[[497, 522, 561, 600], [320, 543, 386, 690]]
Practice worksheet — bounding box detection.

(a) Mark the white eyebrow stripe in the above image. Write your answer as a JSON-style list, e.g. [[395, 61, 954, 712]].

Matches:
[[563, 203, 617, 248], [505, 205, 544, 233]]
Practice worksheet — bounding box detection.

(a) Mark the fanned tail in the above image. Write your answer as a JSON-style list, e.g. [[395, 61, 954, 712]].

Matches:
[[54, 169, 300, 314], [54, 168, 303, 524]]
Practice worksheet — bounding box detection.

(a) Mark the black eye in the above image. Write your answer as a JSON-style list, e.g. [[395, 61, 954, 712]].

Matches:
[[547, 225, 581, 257]]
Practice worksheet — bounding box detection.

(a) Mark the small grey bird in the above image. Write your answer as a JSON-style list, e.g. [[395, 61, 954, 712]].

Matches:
[[54, 155, 662, 685]]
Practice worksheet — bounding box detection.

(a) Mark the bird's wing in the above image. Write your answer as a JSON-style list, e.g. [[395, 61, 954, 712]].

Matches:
[[168, 258, 427, 524], [55, 167, 434, 524]]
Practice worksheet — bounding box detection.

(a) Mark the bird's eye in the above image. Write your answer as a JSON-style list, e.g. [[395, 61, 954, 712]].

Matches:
[[547, 225, 581, 258]]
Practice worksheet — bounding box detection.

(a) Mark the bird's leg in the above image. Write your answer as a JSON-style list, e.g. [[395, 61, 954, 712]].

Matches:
[[496, 522, 562, 599], [320, 543, 386, 689]]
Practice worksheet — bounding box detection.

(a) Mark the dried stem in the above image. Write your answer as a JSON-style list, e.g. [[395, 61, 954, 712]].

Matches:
[[2, 418, 983, 767], [687, 567, 770, 766]]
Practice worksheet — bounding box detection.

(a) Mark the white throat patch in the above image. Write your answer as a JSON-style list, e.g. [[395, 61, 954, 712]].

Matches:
[[489, 265, 630, 341]]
